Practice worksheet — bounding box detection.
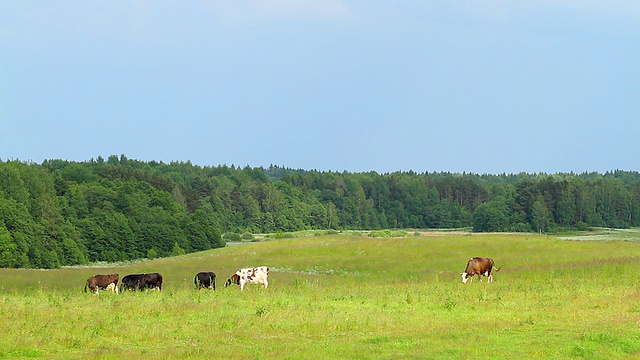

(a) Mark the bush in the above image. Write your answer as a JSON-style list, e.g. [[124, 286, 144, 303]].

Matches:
[[368, 230, 408, 238], [242, 233, 255, 240], [274, 232, 295, 239], [315, 230, 339, 236], [222, 232, 242, 241], [171, 242, 186, 256], [573, 221, 591, 231]]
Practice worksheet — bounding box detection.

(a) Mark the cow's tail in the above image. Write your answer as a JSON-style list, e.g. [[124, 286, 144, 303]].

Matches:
[[493, 265, 501, 272], [83, 283, 88, 293]]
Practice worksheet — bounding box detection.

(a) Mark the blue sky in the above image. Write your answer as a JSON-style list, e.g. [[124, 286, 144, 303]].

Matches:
[[1, 1, 638, 174]]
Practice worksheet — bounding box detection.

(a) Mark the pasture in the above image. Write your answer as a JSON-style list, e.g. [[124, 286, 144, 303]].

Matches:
[[1, 232, 640, 359]]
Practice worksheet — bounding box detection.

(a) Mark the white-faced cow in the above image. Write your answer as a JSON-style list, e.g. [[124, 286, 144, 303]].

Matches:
[[225, 266, 269, 291], [461, 257, 498, 283], [194, 272, 216, 290], [84, 274, 119, 294], [121, 273, 163, 291]]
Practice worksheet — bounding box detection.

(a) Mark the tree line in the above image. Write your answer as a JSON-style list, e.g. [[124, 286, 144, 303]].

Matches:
[[1, 155, 639, 268]]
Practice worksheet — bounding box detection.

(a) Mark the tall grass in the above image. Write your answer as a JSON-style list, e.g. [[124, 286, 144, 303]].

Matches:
[[1, 233, 640, 359]]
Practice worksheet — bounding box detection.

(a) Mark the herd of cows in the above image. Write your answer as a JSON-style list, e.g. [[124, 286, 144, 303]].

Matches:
[[83, 266, 270, 294], [83, 257, 498, 294]]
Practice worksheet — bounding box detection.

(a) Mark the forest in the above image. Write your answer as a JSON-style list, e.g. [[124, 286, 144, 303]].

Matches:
[[1, 155, 639, 268]]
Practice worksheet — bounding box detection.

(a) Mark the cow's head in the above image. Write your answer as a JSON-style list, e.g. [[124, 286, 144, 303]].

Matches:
[[461, 272, 470, 284], [225, 274, 240, 287]]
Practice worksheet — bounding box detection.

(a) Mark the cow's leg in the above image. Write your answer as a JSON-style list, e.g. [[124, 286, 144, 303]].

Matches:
[[488, 273, 494, 283]]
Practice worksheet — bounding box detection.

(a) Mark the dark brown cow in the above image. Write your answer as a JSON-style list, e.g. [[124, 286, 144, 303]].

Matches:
[[461, 257, 498, 283], [121, 273, 163, 291], [194, 272, 216, 290], [84, 274, 119, 294], [121, 274, 144, 291], [141, 273, 163, 291]]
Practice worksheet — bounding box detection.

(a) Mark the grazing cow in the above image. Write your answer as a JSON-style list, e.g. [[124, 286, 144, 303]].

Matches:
[[121, 273, 163, 291], [121, 274, 144, 291], [194, 271, 216, 290], [84, 274, 119, 294], [461, 257, 498, 283], [224, 266, 269, 291], [140, 272, 163, 290]]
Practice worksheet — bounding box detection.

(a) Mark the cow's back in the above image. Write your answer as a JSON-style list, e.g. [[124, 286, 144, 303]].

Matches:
[[466, 257, 493, 274]]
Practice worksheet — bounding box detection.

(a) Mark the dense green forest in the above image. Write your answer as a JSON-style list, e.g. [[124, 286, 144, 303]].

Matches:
[[1, 155, 640, 268]]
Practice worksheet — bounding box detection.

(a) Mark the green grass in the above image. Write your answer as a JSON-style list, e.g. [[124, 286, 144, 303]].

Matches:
[[1, 232, 640, 359]]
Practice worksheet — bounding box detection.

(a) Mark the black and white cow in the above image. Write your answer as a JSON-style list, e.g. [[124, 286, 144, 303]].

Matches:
[[225, 266, 269, 291], [194, 272, 216, 290], [121, 273, 163, 291], [84, 274, 119, 294]]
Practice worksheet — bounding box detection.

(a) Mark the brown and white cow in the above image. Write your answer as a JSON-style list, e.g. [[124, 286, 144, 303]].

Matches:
[[224, 266, 269, 291], [84, 274, 119, 294], [461, 257, 498, 283]]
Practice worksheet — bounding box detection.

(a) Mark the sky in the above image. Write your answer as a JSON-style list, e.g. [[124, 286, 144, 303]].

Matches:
[[1, 1, 638, 175]]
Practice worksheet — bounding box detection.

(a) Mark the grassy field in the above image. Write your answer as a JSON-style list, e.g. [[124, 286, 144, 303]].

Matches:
[[1, 231, 640, 359]]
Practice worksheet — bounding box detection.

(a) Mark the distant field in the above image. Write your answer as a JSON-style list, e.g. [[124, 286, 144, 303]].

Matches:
[[558, 227, 640, 242], [1, 232, 640, 359]]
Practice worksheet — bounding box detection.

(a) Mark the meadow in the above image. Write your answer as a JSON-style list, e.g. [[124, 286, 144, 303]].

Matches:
[[1, 231, 640, 359]]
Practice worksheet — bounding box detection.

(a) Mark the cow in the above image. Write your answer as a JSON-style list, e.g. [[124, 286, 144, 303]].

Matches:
[[121, 273, 163, 291], [84, 274, 119, 294], [224, 266, 269, 291], [194, 271, 216, 290], [121, 274, 144, 291], [461, 257, 498, 283]]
